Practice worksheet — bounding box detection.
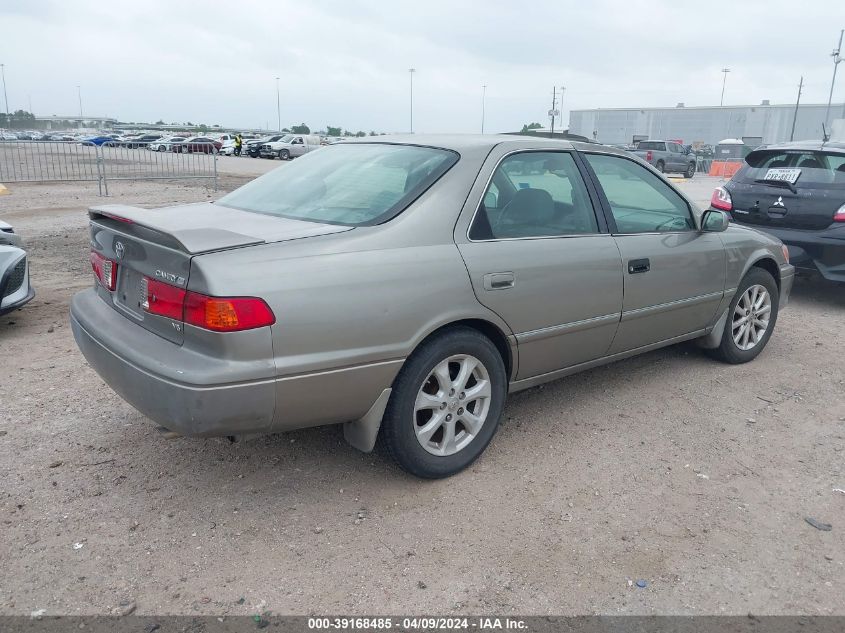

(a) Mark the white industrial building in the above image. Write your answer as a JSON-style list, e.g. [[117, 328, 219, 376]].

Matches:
[[568, 102, 845, 147]]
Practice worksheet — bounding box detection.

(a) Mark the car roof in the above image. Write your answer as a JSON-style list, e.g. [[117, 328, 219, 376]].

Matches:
[[338, 133, 627, 157], [753, 140, 845, 154]]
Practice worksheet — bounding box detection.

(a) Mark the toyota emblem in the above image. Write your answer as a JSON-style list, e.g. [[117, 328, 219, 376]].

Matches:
[[114, 241, 125, 260]]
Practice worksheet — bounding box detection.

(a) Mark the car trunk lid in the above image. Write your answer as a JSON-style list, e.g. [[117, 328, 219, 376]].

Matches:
[[88, 203, 353, 344]]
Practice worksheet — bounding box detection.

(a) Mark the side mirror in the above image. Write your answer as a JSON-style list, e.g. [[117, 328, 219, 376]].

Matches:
[[701, 209, 729, 232]]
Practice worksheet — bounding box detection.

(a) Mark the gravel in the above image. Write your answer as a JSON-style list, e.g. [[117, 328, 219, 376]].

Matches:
[[0, 173, 843, 616]]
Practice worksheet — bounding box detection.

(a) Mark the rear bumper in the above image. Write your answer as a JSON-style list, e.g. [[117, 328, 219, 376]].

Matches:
[[70, 288, 403, 438], [71, 288, 276, 437], [732, 221, 845, 282]]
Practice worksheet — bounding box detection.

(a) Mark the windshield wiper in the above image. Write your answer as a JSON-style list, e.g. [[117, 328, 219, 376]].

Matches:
[[754, 178, 797, 194]]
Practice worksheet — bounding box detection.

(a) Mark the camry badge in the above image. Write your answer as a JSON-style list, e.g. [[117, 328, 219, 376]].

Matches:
[[773, 196, 785, 208]]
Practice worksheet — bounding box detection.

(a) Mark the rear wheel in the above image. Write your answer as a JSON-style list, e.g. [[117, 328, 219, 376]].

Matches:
[[381, 327, 507, 479], [709, 267, 779, 364], [655, 160, 665, 173], [684, 162, 695, 178]]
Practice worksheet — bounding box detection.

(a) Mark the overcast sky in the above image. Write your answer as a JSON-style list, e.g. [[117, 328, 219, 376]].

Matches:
[[2, 0, 845, 133]]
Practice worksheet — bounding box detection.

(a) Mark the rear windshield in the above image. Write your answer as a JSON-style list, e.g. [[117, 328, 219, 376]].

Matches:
[[737, 150, 845, 189], [636, 141, 665, 150], [216, 143, 459, 226]]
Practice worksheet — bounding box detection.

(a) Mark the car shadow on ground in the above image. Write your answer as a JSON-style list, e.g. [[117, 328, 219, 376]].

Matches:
[[788, 274, 845, 309], [112, 336, 719, 503]]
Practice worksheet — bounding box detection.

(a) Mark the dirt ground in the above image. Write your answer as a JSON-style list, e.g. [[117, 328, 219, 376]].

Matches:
[[0, 172, 843, 617]]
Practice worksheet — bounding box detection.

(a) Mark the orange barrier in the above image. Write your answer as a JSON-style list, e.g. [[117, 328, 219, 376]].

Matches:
[[708, 160, 743, 178]]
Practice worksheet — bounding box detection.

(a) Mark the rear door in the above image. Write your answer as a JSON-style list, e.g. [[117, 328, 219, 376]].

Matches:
[[455, 148, 623, 380], [729, 149, 845, 230], [667, 142, 686, 172], [581, 151, 726, 353]]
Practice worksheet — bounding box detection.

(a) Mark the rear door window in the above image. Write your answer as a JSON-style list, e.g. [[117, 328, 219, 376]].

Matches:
[[637, 141, 665, 151], [469, 151, 599, 240]]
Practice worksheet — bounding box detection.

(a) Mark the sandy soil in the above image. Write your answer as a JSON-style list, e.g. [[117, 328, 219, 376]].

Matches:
[[0, 175, 843, 617]]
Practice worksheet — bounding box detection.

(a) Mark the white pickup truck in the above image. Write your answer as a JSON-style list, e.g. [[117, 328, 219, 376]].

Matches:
[[259, 134, 322, 160]]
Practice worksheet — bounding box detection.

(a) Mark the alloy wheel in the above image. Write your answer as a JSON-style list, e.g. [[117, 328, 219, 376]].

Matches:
[[413, 354, 492, 456], [732, 284, 772, 351]]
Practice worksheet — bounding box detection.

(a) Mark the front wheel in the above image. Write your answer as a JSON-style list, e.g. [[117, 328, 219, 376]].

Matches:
[[279, 149, 290, 160], [381, 327, 507, 478], [709, 267, 779, 364]]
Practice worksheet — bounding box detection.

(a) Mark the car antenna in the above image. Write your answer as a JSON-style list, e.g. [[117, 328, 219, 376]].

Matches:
[[822, 122, 829, 144]]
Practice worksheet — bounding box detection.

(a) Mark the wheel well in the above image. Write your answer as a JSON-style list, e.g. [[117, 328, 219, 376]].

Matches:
[[751, 257, 780, 291], [423, 319, 514, 379]]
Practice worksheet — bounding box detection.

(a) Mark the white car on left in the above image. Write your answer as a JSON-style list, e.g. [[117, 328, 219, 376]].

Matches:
[[149, 136, 187, 152], [0, 220, 34, 316]]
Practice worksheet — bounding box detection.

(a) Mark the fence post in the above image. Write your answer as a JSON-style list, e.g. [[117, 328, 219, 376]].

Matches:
[[213, 150, 218, 192], [95, 144, 108, 196]]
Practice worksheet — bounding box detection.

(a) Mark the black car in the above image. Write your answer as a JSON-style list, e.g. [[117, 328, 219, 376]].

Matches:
[[711, 141, 845, 282], [246, 135, 285, 157]]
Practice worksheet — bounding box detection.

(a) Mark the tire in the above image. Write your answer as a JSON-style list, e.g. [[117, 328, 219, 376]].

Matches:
[[381, 327, 508, 479], [655, 160, 665, 173], [684, 162, 695, 178], [708, 267, 779, 364], [279, 149, 290, 160]]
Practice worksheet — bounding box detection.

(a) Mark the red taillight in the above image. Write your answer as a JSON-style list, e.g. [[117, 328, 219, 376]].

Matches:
[[646, 150, 653, 162], [834, 203, 845, 222], [90, 250, 117, 290], [141, 276, 275, 332], [143, 277, 186, 320], [711, 186, 733, 211], [184, 292, 275, 332]]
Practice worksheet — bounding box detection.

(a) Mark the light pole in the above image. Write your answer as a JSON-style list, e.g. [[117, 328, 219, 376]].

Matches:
[[559, 85, 566, 133], [0, 64, 8, 115], [824, 29, 844, 139], [720, 68, 730, 106], [275, 77, 281, 132], [76, 85, 82, 119], [408, 68, 416, 133], [481, 84, 487, 134]]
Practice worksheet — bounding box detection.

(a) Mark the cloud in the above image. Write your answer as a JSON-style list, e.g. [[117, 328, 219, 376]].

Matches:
[[1, 0, 843, 132]]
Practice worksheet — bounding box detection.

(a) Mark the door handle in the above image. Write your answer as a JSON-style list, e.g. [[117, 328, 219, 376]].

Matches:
[[483, 272, 515, 290], [628, 258, 650, 274]]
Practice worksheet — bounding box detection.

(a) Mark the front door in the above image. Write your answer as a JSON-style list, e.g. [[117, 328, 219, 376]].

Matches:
[[582, 152, 726, 353], [456, 150, 623, 380]]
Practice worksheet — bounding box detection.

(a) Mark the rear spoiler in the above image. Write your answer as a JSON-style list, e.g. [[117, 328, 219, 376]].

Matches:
[[88, 204, 265, 255]]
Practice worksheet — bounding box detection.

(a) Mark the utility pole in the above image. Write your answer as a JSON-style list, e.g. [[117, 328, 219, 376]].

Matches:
[[409, 68, 416, 133], [0, 64, 8, 115], [549, 86, 557, 136], [481, 84, 487, 134], [790, 76, 803, 141], [720, 68, 730, 106], [76, 85, 82, 119], [275, 77, 281, 132], [559, 85, 566, 133], [824, 29, 843, 139]]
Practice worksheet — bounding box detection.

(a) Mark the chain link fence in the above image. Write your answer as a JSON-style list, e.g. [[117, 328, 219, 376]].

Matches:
[[0, 140, 218, 195]]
